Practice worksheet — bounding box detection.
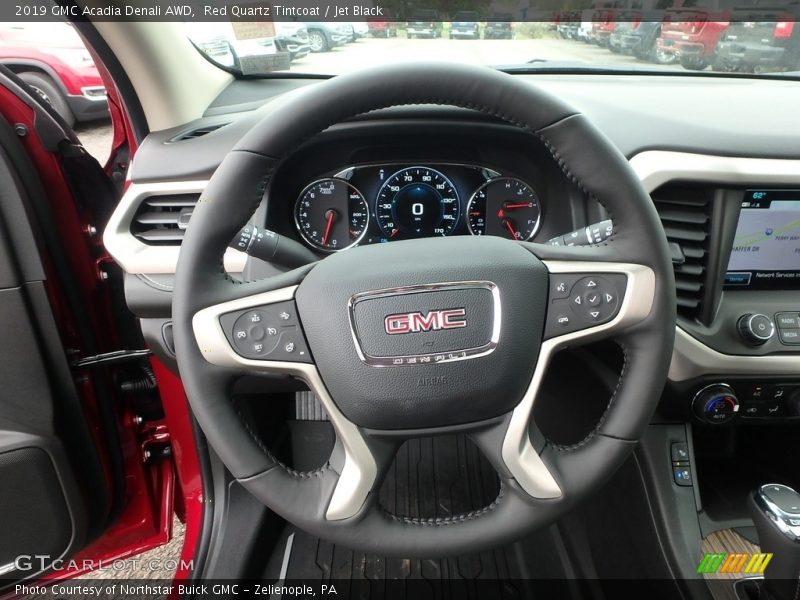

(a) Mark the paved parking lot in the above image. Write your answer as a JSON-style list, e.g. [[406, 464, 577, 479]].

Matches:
[[291, 34, 677, 75]]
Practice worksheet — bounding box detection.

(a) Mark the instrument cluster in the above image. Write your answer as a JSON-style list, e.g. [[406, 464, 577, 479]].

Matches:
[[293, 163, 543, 252]]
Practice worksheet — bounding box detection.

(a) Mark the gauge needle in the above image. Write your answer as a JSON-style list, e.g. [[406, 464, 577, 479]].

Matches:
[[504, 202, 531, 210], [321, 209, 337, 246], [503, 218, 518, 240]]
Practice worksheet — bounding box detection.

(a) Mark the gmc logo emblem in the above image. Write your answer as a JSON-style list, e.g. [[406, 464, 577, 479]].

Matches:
[[384, 308, 467, 335]]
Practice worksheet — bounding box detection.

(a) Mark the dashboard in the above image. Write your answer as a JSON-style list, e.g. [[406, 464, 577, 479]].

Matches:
[[262, 121, 593, 256], [292, 163, 542, 252], [102, 73, 800, 429]]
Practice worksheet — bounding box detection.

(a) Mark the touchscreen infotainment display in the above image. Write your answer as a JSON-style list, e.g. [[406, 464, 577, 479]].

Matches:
[[724, 190, 800, 289]]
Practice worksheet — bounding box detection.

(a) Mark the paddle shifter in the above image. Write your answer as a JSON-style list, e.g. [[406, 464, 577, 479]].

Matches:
[[747, 483, 800, 600]]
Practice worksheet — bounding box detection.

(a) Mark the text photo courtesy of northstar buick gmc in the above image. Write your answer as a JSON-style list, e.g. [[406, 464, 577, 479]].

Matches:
[[0, 2, 800, 600]]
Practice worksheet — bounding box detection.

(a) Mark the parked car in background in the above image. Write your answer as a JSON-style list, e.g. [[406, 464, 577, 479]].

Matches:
[[367, 15, 398, 37], [305, 22, 351, 52], [593, 0, 635, 47], [484, 14, 514, 39], [576, 8, 600, 41], [185, 22, 289, 73], [610, 0, 685, 62], [715, 6, 800, 72], [407, 10, 444, 38], [449, 11, 481, 39], [340, 23, 357, 43], [345, 22, 370, 39], [275, 22, 310, 62], [657, 0, 737, 70], [0, 22, 107, 126], [556, 10, 583, 38]]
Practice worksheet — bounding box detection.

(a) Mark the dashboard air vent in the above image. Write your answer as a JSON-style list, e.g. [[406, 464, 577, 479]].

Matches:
[[652, 185, 712, 320], [130, 194, 199, 244], [170, 123, 229, 142]]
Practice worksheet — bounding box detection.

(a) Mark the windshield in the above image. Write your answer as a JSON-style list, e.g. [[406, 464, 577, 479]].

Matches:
[[184, 2, 800, 78]]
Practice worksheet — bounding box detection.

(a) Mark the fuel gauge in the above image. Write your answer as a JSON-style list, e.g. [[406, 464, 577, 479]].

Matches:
[[467, 178, 542, 241]]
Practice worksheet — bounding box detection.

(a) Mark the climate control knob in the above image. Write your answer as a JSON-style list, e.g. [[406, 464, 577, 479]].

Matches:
[[737, 313, 774, 346], [692, 384, 740, 424]]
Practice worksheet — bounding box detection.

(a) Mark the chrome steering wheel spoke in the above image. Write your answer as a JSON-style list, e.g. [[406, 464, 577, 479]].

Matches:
[[192, 284, 378, 521], [501, 259, 655, 499]]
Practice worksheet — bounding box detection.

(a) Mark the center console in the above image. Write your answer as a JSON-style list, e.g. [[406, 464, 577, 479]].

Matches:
[[667, 187, 800, 428], [653, 181, 800, 551]]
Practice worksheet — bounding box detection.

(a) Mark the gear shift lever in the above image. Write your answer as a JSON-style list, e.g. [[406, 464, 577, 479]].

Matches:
[[747, 483, 800, 600]]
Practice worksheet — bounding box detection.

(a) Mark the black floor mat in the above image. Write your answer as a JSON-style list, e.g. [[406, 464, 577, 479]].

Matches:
[[262, 434, 573, 598]]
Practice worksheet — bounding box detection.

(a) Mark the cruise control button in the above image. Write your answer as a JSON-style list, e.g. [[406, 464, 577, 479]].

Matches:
[[275, 330, 312, 363], [249, 326, 265, 341]]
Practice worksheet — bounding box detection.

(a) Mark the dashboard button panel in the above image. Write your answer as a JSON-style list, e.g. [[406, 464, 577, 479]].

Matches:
[[776, 313, 800, 345], [220, 300, 312, 363], [544, 273, 627, 339], [734, 382, 800, 420]]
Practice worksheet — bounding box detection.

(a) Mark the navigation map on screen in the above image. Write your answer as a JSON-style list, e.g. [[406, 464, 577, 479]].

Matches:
[[725, 190, 800, 289]]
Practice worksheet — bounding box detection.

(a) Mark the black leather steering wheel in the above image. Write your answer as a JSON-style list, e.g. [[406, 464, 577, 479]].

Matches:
[[173, 62, 675, 557]]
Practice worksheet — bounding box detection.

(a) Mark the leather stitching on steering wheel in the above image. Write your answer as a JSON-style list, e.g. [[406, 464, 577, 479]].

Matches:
[[234, 403, 333, 479], [534, 129, 614, 244], [381, 481, 505, 526], [551, 342, 629, 453]]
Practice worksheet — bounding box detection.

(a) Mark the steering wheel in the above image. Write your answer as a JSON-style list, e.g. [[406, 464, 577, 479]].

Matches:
[[173, 62, 675, 557]]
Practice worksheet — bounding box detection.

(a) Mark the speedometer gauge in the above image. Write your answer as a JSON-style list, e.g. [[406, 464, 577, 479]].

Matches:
[[467, 178, 541, 241], [375, 167, 460, 239], [295, 178, 369, 252]]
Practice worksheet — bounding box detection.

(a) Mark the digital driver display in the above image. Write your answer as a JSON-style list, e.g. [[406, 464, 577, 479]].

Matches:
[[724, 190, 800, 289]]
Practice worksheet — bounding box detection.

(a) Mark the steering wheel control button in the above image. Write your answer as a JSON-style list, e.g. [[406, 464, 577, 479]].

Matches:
[[544, 273, 626, 339], [692, 383, 740, 424], [737, 313, 775, 346], [551, 275, 580, 299], [583, 291, 602, 307], [220, 301, 312, 362]]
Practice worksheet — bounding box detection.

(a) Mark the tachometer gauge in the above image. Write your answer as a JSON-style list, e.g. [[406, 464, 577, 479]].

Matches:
[[375, 167, 460, 239], [467, 178, 541, 241], [294, 178, 369, 252]]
